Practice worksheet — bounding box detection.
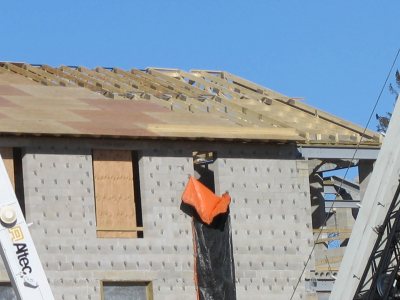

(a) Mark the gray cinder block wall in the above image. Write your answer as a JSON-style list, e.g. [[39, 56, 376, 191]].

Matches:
[[0, 138, 314, 300], [215, 145, 314, 300]]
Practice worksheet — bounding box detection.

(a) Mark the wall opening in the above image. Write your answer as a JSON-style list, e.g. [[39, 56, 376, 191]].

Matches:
[[0, 282, 16, 300], [92, 149, 143, 238], [0, 148, 25, 216], [193, 151, 216, 192], [189, 151, 237, 299], [309, 158, 364, 278], [132, 151, 143, 238], [13, 148, 25, 216], [102, 281, 153, 300]]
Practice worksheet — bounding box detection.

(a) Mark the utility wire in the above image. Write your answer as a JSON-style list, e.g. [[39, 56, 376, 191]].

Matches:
[[289, 48, 400, 300]]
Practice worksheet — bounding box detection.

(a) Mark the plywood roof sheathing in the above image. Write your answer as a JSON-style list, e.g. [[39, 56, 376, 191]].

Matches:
[[0, 62, 382, 145]]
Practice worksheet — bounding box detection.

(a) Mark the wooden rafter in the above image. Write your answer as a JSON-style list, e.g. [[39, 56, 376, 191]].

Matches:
[[0, 62, 382, 146], [219, 70, 379, 142], [0, 63, 54, 86]]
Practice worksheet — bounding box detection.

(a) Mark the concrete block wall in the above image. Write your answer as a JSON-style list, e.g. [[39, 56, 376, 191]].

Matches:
[[14, 142, 196, 300], [215, 146, 314, 300], [0, 138, 315, 299]]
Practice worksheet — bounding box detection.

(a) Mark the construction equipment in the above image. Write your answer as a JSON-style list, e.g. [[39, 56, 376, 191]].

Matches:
[[0, 156, 54, 299], [330, 96, 400, 299]]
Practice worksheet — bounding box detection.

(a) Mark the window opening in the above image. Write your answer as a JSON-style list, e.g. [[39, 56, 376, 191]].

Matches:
[[193, 151, 216, 192], [92, 149, 143, 238], [13, 148, 25, 216], [0, 148, 25, 216], [0, 282, 16, 300], [102, 281, 153, 300]]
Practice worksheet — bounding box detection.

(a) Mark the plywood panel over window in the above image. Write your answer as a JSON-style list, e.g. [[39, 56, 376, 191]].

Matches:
[[93, 149, 141, 238], [0, 147, 15, 188]]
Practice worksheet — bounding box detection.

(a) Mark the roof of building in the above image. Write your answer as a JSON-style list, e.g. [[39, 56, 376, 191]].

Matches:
[[0, 62, 381, 146]]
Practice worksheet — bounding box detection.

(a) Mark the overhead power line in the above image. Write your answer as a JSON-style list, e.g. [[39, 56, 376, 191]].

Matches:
[[289, 47, 400, 300]]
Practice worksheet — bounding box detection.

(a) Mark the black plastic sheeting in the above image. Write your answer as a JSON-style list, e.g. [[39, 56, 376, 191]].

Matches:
[[192, 213, 237, 300]]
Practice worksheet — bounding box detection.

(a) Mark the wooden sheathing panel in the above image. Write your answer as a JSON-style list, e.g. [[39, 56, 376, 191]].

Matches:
[[0, 62, 382, 145], [93, 149, 138, 238], [0, 148, 14, 188]]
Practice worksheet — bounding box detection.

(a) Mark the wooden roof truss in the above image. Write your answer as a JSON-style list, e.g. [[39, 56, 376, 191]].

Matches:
[[0, 62, 381, 146]]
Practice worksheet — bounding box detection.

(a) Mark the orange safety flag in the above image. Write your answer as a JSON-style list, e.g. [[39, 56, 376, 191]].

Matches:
[[181, 176, 231, 225]]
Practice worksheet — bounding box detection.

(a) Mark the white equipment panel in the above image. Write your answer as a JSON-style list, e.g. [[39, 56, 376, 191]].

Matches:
[[0, 155, 54, 300]]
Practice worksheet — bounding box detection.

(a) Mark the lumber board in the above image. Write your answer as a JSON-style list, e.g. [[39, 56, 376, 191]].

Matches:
[[148, 69, 207, 98], [220, 70, 380, 141], [0, 148, 14, 188], [0, 63, 53, 86], [0, 62, 383, 146], [316, 256, 343, 266], [169, 70, 298, 129], [313, 228, 353, 234], [178, 71, 330, 135], [145, 124, 304, 141], [96, 226, 144, 231], [96, 67, 142, 92], [315, 266, 339, 272], [62, 66, 120, 94], [78, 66, 128, 94], [131, 69, 181, 94], [114, 68, 173, 99], [23, 64, 73, 87], [191, 70, 254, 96], [42, 65, 104, 93], [215, 70, 377, 141], [92, 149, 138, 238], [123, 69, 257, 126]]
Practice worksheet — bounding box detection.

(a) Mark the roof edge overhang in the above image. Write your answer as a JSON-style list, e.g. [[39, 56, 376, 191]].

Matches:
[[0, 130, 381, 148]]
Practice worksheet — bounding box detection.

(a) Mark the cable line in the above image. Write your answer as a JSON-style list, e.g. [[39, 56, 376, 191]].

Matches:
[[289, 47, 400, 300]]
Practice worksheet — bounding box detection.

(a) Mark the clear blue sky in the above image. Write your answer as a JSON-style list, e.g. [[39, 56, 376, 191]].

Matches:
[[1, 1, 399, 130]]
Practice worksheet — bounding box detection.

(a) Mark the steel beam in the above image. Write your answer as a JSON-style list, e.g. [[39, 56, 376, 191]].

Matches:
[[298, 146, 379, 160], [305, 279, 335, 292], [325, 200, 360, 210], [324, 186, 337, 194]]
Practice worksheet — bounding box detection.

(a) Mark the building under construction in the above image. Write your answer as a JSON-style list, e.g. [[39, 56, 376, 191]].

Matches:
[[0, 62, 382, 299]]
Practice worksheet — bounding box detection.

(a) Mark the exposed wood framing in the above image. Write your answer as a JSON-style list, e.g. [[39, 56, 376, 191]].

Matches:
[[199, 70, 379, 141], [0, 62, 382, 146], [312, 228, 353, 234], [145, 124, 302, 141], [316, 256, 343, 266], [0, 63, 53, 86]]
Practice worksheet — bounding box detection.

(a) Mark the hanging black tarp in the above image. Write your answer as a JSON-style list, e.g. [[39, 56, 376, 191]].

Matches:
[[181, 176, 236, 300], [192, 214, 236, 300]]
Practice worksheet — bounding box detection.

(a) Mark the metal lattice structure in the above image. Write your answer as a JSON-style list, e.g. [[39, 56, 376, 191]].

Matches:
[[330, 97, 400, 300], [354, 182, 400, 299]]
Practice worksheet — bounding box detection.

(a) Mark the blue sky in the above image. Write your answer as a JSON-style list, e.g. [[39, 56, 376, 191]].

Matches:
[[1, 1, 399, 129]]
